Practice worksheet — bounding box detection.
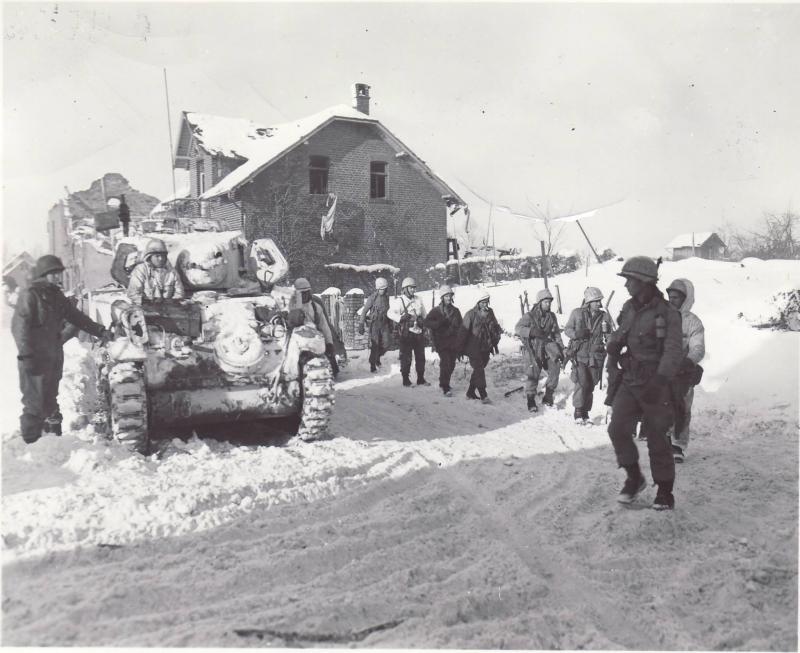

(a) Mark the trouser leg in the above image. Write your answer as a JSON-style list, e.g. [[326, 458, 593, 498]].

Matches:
[[525, 357, 542, 396], [18, 362, 46, 443], [638, 385, 676, 483], [413, 338, 426, 380], [673, 386, 694, 451], [468, 353, 487, 391], [439, 350, 456, 389], [607, 383, 643, 468], [544, 356, 560, 392], [399, 340, 413, 378], [572, 363, 593, 411]]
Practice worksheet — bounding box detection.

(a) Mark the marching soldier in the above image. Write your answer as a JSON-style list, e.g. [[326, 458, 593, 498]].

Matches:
[[606, 256, 683, 510]]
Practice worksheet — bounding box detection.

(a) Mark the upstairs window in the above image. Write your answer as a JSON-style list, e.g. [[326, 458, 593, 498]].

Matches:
[[196, 159, 206, 196], [370, 161, 387, 199], [309, 156, 329, 194]]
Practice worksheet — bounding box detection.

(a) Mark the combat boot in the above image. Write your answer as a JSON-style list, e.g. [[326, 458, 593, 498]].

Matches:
[[402, 375, 412, 387], [542, 388, 554, 407], [653, 480, 675, 510], [466, 385, 478, 400], [527, 395, 538, 412], [617, 464, 646, 504]]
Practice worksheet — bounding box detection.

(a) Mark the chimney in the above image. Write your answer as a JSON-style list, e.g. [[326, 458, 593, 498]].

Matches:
[[352, 83, 371, 115]]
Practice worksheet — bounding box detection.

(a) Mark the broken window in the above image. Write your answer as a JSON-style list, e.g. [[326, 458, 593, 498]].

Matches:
[[370, 161, 387, 199], [309, 156, 329, 194]]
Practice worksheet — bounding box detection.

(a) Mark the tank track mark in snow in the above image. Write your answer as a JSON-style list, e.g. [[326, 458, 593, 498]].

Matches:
[[296, 355, 335, 442], [107, 361, 149, 453]]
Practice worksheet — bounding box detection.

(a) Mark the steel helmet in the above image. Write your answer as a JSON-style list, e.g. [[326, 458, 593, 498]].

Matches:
[[33, 255, 65, 279], [536, 288, 554, 303], [618, 256, 658, 283], [144, 238, 168, 261], [666, 279, 688, 297], [476, 290, 490, 303], [375, 277, 389, 290], [401, 277, 416, 290], [293, 277, 312, 291], [583, 287, 604, 303], [438, 284, 454, 297]]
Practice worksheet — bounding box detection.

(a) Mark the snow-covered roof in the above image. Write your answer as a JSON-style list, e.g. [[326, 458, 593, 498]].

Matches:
[[666, 232, 720, 249], [150, 184, 192, 217], [184, 113, 275, 160], [199, 105, 377, 200]]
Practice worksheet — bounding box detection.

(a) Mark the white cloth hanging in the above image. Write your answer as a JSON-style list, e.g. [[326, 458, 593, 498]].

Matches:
[[320, 192, 338, 240]]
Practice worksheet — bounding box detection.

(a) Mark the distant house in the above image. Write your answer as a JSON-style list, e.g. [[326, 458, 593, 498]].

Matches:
[[666, 232, 727, 261], [3, 251, 35, 289], [172, 83, 465, 289]]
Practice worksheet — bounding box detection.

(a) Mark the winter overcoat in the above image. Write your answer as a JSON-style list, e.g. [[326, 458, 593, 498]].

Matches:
[[360, 291, 392, 346], [12, 279, 105, 372], [127, 261, 185, 304], [424, 302, 463, 352], [514, 305, 564, 368], [564, 306, 614, 367], [457, 305, 502, 358], [607, 289, 683, 386], [669, 278, 705, 364]]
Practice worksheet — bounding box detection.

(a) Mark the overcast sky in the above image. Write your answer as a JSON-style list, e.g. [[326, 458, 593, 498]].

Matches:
[[3, 2, 800, 261]]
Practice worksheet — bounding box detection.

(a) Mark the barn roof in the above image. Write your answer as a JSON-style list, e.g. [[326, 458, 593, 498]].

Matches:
[[666, 232, 724, 249]]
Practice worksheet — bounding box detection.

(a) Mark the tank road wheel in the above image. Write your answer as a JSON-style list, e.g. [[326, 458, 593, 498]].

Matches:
[[107, 361, 150, 454], [296, 355, 335, 442]]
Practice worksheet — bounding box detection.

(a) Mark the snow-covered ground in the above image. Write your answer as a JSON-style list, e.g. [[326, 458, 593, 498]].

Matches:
[[1, 258, 797, 648]]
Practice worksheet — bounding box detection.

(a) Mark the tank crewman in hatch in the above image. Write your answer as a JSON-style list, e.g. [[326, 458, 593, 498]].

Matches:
[[605, 256, 683, 510], [288, 277, 340, 378], [12, 255, 112, 443], [358, 277, 392, 373], [127, 238, 185, 304], [563, 287, 614, 424]]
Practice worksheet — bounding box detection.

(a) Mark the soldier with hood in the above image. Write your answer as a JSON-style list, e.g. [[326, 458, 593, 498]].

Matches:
[[456, 290, 501, 403], [12, 255, 111, 443], [423, 285, 463, 396], [127, 238, 185, 304], [564, 287, 614, 424], [514, 288, 565, 413], [665, 278, 706, 463], [288, 277, 340, 378], [358, 277, 392, 373], [605, 256, 683, 510]]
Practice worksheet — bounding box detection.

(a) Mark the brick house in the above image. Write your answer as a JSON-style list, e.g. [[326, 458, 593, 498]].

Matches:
[[173, 84, 465, 289]]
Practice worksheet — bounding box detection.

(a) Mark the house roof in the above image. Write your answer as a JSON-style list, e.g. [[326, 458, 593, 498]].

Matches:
[[191, 104, 463, 205], [666, 232, 724, 249], [179, 112, 275, 161], [3, 251, 34, 275]]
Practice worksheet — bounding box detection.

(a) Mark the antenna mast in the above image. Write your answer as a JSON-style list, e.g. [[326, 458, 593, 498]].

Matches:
[[163, 68, 180, 222]]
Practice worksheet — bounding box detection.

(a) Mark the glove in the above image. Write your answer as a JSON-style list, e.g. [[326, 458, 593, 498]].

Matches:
[[575, 327, 591, 340], [357, 324, 365, 336], [640, 374, 668, 404], [99, 328, 114, 345], [606, 340, 623, 357]]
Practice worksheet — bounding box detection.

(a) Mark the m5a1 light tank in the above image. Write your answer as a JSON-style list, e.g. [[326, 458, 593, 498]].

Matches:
[[85, 231, 336, 453]]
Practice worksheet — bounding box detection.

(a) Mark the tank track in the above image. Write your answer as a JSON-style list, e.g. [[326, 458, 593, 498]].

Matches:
[[296, 355, 335, 442], [107, 361, 150, 454]]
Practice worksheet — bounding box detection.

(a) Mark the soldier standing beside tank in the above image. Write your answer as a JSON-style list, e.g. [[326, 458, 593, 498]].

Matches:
[[423, 285, 463, 396], [665, 278, 706, 464], [564, 287, 614, 424], [358, 277, 392, 373], [127, 238, 185, 304], [118, 194, 131, 237], [387, 277, 429, 387], [514, 288, 564, 413], [605, 256, 683, 510], [456, 290, 502, 403], [12, 256, 111, 443], [288, 277, 339, 378]]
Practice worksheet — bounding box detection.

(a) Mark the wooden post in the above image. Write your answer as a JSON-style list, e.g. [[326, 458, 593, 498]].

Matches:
[[576, 219, 603, 264], [540, 240, 549, 290], [555, 284, 563, 314]]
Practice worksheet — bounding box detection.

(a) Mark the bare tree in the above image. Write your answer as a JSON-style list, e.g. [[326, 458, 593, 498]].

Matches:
[[716, 211, 799, 260]]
